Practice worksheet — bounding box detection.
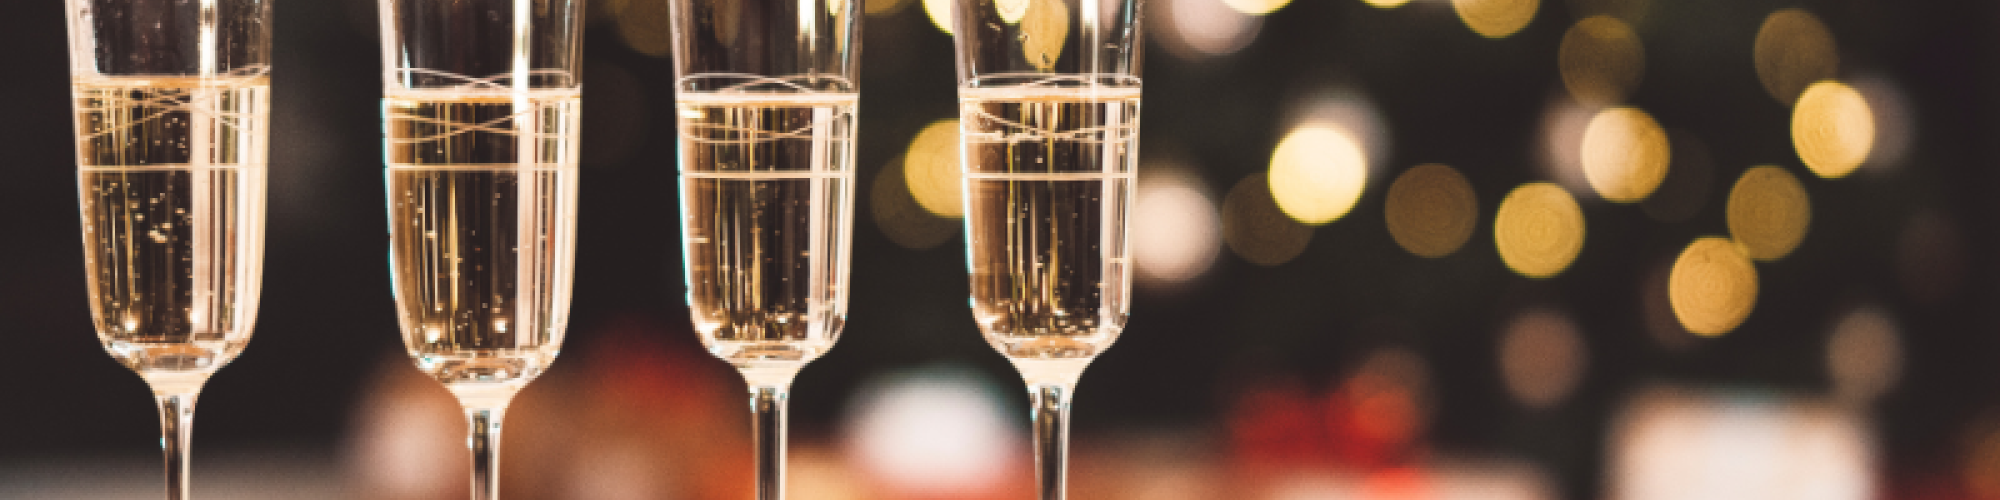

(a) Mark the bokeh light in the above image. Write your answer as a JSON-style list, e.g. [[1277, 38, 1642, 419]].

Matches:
[[1498, 308, 1587, 410], [1454, 0, 1539, 39], [614, 0, 675, 57], [1333, 348, 1435, 452], [1155, 0, 1263, 60], [1384, 164, 1478, 258], [1494, 182, 1585, 279], [845, 367, 1020, 497], [1558, 15, 1645, 105], [1725, 165, 1811, 261], [1754, 8, 1839, 104], [1019, 0, 1071, 71], [924, 0, 954, 34], [1222, 0, 1292, 16], [347, 358, 465, 499], [1224, 173, 1314, 266], [1361, 0, 1412, 8], [1668, 237, 1758, 337], [1134, 165, 1223, 287], [1610, 389, 1876, 500], [871, 155, 957, 250], [1792, 80, 1876, 179], [1268, 125, 1369, 226], [902, 120, 963, 218], [1286, 89, 1391, 170], [1825, 306, 1902, 405], [1580, 106, 1669, 203]]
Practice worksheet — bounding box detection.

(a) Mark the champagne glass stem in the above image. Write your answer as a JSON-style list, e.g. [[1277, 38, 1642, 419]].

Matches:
[[155, 392, 198, 500], [467, 407, 506, 500], [1029, 383, 1075, 500], [750, 385, 789, 500]]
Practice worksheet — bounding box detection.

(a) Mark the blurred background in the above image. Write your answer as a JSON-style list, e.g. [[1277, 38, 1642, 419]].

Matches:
[[2, 0, 1995, 498]]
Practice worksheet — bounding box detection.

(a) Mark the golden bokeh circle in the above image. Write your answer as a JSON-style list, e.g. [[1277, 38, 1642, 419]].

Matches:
[[1558, 15, 1644, 105], [1134, 169, 1223, 285], [1826, 306, 1902, 405], [1725, 165, 1811, 261], [1384, 164, 1478, 258], [1224, 173, 1314, 266], [1792, 80, 1875, 179], [1580, 107, 1669, 203], [1499, 308, 1586, 409], [1362, 0, 1412, 7], [1454, 0, 1540, 39], [1668, 237, 1758, 337], [1268, 125, 1369, 226], [902, 120, 964, 218], [1493, 182, 1585, 279], [1753, 8, 1838, 104]]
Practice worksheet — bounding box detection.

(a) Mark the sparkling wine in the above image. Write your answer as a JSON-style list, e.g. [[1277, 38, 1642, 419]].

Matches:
[[960, 87, 1139, 360], [677, 93, 856, 371], [386, 91, 579, 398], [74, 76, 269, 391]]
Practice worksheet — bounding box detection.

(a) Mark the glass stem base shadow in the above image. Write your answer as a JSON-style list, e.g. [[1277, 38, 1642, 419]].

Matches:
[[156, 392, 198, 500], [751, 385, 789, 500], [467, 407, 505, 500], [1030, 383, 1075, 500]]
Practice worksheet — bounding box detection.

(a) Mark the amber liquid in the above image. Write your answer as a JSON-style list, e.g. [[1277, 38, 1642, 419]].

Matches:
[[677, 93, 856, 375], [385, 91, 579, 399], [74, 76, 269, 392], [960, 87, 1139, 360]]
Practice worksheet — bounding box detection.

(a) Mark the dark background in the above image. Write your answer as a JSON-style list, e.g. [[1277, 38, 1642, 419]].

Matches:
[[2, 0, 1994, 498]]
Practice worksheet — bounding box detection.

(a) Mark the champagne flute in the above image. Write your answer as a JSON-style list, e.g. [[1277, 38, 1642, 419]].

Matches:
[[950, 0, 1143, 498], [666, 0, 860, 498], [379, 1, 583, 498], [65, 1, 271, 498]]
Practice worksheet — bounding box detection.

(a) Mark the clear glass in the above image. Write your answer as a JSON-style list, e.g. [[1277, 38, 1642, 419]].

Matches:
[[951, 0, 1142, 498], [64, 1, 271, 498], [668, 0, 860, 498], [379, 1, 583, 498]]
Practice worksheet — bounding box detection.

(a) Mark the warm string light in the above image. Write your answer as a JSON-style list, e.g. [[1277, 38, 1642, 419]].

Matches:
[[1725, 166, 1811, 262], [1384, 164, 1478, 259], [1668, 237, 1757, 337], [1268, 125, 1369, 226], [1793, 80, 1876, 179], [1580, 106, 1669, 203], [1493, 183, 1585, 279]]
